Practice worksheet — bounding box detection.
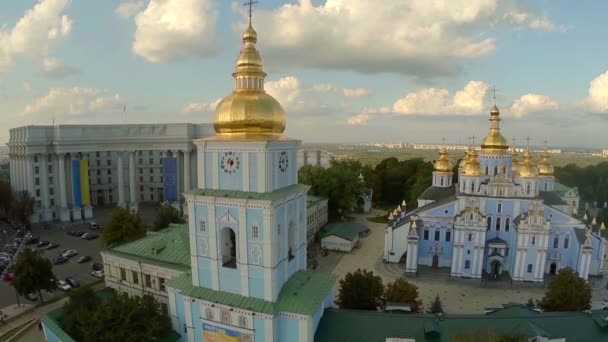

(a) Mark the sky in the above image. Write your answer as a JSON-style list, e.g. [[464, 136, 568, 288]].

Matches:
[[1, 0, 608, 148]]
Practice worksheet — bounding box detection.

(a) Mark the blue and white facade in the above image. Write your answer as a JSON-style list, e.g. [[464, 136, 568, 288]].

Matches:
[[384, 106, 607, 282]]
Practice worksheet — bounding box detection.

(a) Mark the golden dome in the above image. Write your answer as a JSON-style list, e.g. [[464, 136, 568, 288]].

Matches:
[[537, 150, 554, 176], [434, 148, 453, 173], [213, 23, 286, 139], [511, 151, 520, 174], [481, 105, 509, 154], [517, 150, 539, 178], [463, 149, 483, 176]]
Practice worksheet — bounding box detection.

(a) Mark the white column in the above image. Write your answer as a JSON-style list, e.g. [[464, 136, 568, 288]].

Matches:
[[16, 154, 22, 191], [450, 245, 459, 275], [197, 146, 205, 188], [172, 150, 181, 198], [128, 151, 137, 206], [117, 152, 125, 206], [57, 153, 70, 221], [26, 155, 35, 196], [183, 149, 191, 192], [39, 154, 49, 209]]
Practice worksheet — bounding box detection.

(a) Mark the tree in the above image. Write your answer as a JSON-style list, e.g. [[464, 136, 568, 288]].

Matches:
[[336, 269, 384, 310], [10, 190, 35, 225], [61, 287, 100, 341], [384, 278, 423, 313], [152, 204, 185, 231], [453, 331, 526, 342], [0, 181, 11, 218], [539, 267, 591, 311], [13, 248, 56, 302], [102, 207, 147, 247], [428, 294, 444, 314], [526, 298, 535, 308]]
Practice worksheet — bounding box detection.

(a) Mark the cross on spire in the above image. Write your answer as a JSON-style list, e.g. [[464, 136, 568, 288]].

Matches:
[[492, 85, 498, 105], [525, 136, 531, 149], [243, 0, 258, 24], [441, 137, 446, 145], [471, 135, 476, 146], [512, 136, 516, 148], [543, 139, 549, 149]]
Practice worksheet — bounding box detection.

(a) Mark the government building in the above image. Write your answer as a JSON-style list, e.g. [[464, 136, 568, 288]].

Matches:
[[384, 105, 607, 282]]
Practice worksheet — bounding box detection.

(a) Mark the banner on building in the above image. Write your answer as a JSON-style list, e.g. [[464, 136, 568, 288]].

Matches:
[[202, 323, 251, 342], [71, 160, 90, 207], [162, 157, 178, 202]]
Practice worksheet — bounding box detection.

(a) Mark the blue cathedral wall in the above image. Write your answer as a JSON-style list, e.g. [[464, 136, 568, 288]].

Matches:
[[218, 152, 243, 190], [191, 302, 203, 342], [249, 153, 258, 192], [175, 292, 186, 339], [253, 317, 266, 342], [278, 316, 300, 342]]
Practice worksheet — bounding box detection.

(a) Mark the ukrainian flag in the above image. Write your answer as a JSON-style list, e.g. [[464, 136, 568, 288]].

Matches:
[[72, 160, 90, 207]]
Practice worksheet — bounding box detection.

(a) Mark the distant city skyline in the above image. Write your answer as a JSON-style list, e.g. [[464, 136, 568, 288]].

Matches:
[[1, 1, 608, 148]]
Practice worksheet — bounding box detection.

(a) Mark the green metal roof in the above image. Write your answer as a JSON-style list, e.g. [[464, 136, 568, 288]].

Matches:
[[320, 222, 359, 241], [307, 195, 327, 207], [185, 184, 310, 202], [167, 270, 335, 316], [103, 224, 191, 271], [315, 306, 608, 342], [554, 182, 573, 196], [41, 310, 76, 342]]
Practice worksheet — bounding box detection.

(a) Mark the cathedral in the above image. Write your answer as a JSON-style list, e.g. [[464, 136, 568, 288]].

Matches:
[[384, 105, 607, 282], [165, 18, 334, 342]]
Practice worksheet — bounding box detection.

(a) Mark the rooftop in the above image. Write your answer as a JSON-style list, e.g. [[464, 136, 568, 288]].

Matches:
[[185, 184, 309, 202], [307, 195, 328, 207], [319, 222, 360, 241], [167, 270, 335, 316], [418, 186, 455, 201]]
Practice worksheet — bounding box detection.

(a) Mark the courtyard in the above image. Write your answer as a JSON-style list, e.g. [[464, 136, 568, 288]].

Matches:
[[317, 209, 608, 313]]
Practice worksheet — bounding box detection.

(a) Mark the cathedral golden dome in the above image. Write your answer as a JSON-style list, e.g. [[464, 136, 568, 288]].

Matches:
[[481, 105, 509, 154], [463, 149, 483, 176], [537, 150, 554, 176], [511, 151, 520, 174], [213, 23, 286, 139], [434, 148, 453, 173], [517, 150, 539, 178]]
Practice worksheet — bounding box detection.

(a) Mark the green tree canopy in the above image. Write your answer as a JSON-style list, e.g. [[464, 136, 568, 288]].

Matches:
[[555, 162, 608, 206], [368, 158, 434, 209], [428, 294, 444, 314], [152, 204, 185, 231], [0, 181, 11, 218], [13, 248, 56, 302], [102, 207, 147, 247], [453, 331, 526, 342], [539, 267, 591, 312], [384, 278, 423, 313], [10, 190, 35, 225], [336, 268, 384, 311], [62, 290, 172, 342]]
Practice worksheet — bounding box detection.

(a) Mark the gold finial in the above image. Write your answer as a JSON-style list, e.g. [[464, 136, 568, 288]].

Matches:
[[601, 222, 606, 231], [434, 147, 453, 173], [537, 141, 554, 176], [396, 205, 402, 213], [411, 220, 417, 229], [388, 212, 394, 221], [592, 216, 597, 225], [401, 200, 407, 207], [243, 0, 258, 25]]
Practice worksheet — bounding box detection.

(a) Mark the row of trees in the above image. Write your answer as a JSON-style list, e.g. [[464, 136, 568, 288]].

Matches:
[[0, 180, 36, 224], [61, 287, 172, 342], [555, 162, 608, 206], [336, 267, 591, 313]]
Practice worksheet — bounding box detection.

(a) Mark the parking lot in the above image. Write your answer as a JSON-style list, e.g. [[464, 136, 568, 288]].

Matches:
[[0, 221, 103, 307]]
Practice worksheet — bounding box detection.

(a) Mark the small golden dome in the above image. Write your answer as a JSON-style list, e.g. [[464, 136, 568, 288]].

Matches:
[[481, 105, 509, 154], [213, 23, 286, 139], [463, 149, 483, 176], [537, 150, 554, 176], [517, 150, 539, 178], [511, 151, 520, 173], [434, 148, 453, 173], [458, 151, 469, 171]]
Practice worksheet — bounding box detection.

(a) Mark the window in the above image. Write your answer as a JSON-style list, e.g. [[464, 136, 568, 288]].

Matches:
[[139, 151, 143, 156], [132, 271, 139, 285], [149, 158, 153, 165], [139, 158, 143, 164], [96, 152, 100, 157], [50, 199, 55, 206], [495, 217, 501, 231], [120, 268, 127, 281], [252, 224, 259, 239], [531, 236, 536, 245], [139, 169, 143, 175], [140, 194, 144, 201], [49, 188, 54, 196], [544, 183, 548, 191], [36, 178, 40, 185], [445, 230, 451, 242], [526, 184, 531, 194], [47, 165, 52, 173], [36, 189, 40, 197], [423, 229, 429, 240], [145, 274, 152, 288], [485, 166, 489, 175], [497, 203, 502, 213], [34, 156, 38, 163], [527, 264, 533, 273], [434, 230, 440, 241], [139, 176, 143, 183], [238, 315, 247, 328], [107, 151, 111, 157], [487, 217, 492, 230], [150, 176, 153, 182], [467, 250, 470, 255], [494, 166, 498, 176], [149, 167, 153, 173], [183, 324, 187, 334], [505, 218, 510, 232], [470, 182, 474, 193], [35, 166, 39, 174], [96, 160, 101, 167], [159, 277, 165, 291], [150, 194, 154, 201], [465, 260, 471, 269], [205, 308, 214, 320], [505, 248, 509, 256], [564, 236, 569, 249], [107, 169, 111, 175], [468, 233, 472, 242], [108, 177, 112, 184], [200, 219, 206, 232], [553, 236, 559, 248], [97, 170, 101, 176], [221, 309, 231, 325], [107, 159, 111, 166], [161, 303, 168, 315]]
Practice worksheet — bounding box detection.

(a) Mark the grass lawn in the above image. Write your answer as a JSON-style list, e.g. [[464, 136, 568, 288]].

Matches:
[[367, 215, 389, 224]]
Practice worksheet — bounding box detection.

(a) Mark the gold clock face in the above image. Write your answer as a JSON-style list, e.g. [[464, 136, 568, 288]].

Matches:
[[221, 151, 240, 174], [279, 151, 289, 172]]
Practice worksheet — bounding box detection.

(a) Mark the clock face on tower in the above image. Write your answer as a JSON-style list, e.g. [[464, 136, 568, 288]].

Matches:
[[279, 151, 289, 172], [221, 151, 240, 174]]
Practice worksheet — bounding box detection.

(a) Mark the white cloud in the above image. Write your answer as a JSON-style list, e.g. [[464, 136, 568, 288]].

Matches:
[[24, 87, 122, 116], [583, 71, 608, 113], [40, 57, 78, 78], [510, 93, 558, 117], [23, 82, 32, 93], [393, 81, 489, 115], [182, 99, 220, 114], [0, 0, 72, 72], [130, 0, 220, 63], [311, 84, 337, 93], [115, 1, 145, 19], [252, 0, 558, 76], [343, 88, 371, 98]]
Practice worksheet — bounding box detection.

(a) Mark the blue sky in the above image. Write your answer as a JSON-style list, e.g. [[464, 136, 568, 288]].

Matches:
[[1, 0, 608, 148]]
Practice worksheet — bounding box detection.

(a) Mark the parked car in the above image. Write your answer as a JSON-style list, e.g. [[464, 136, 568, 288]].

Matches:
[[88, 222, 98, 229], [56, 280, 71, 291], [3, 273, 14, 282], [25, 292, 38, 301], [77, 256, 91, 264], [92, 262, 103, 271], [91, 270, 104, 279], [25, 236, 39, 245], [65, 276, 80, 288], [53, 256, 68, 265], [67, 230, 85, 237], [46, 242, 60, 250], [84, 233, 99, 240], [61, 250, 78, 258], [36, 240, 50, 248], [601, 298, 608, 310]]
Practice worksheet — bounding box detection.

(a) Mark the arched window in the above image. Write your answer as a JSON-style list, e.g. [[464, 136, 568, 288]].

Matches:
[[199, 218, 206, 232], [205, 308, 213, 320], [505, 218, 510, 232], [288, 221, 296, 261], [526, 183, 531, 194], [531, 235, 536, 246], [221, 309, 231, 325], [465, 260, 471, 269], [487, 217, 492, 230], [485, 166, 489, 175], [470, 182, 474, 193], [544, 182, 548, 191], [445, 229, 451, 242], [564, 235, 569, 249], [494, 166, 498, 176], [440, 177, 444, 186], [221, 227, 237, 269], [423, 229, 429, 240], [252, 224, 259, 240], [497, 203, 502, 213], [468, 233, 472, 242], [553, 235, 559, 248], [495, 217, 501, 231]]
